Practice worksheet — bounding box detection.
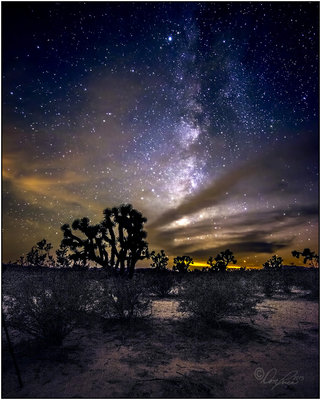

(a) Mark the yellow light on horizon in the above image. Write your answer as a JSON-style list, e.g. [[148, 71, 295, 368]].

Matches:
[[189, 262, 264, 270], [192, 262, 209, 268]]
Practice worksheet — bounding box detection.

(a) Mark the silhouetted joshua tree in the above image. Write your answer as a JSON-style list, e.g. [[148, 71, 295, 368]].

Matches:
[[61, 204, 148, 276], [61, 218, 100, 268], [122, 205, 149, 278], [16, 255, 25, 266], [55, 244, 71, 268], [263, 255, 283, 269], [292, 248, 319, 267], [207, 249, 237, 272], [173, 255, 193, 273], [150, 250, 169, 271], [26, 238, 53, 266], [99, 204, 148, 277]]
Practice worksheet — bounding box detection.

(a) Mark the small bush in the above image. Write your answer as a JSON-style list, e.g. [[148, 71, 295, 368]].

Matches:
[[96, 276, 151, 322], [178, 275, 261, 326], [295, 269, 319, 300], [149, 271, 175, 297], [255, 269, 320, 298], [4, 272, 89, 345], [279, 270, 295, 294], [259, 270, 278, 297]]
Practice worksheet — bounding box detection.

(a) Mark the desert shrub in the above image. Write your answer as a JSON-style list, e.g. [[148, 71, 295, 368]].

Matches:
[[178, 275, 261, 326], [279, 270, 296, 294], [258, 270, 279, 297], [3, 272, 90, 345], [256, 269, 319, 298], [149, 271, 175, 297], [96, 276, 151, 322], [294, 269, 319, 300]]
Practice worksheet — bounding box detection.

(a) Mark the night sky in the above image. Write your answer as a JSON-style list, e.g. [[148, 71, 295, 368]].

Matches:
[[3, 2, 319, 267]]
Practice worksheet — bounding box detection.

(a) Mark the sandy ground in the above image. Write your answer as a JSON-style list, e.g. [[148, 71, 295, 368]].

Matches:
[[2, 295, 319, 398]]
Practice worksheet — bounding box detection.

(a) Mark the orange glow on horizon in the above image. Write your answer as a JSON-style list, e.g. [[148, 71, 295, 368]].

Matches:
[[189, 262, 318, 271], [189, 262, 266, 270], [190, 262, 246, 270]]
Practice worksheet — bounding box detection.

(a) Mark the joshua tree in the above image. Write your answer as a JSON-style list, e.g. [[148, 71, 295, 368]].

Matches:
[[60, 218, 100, 268], [292, 248, 319, 267], [16, 256, 25, 266], [207, 249, 237, 272], [26, 246, 43, 267], [150, 250, 169, 271], [38, 239, 53, 258], [173, 255, 193, 273], [26, 238, 53, 266], [263, 255, 283, 270], [55, 244, 71, 268], [114, 204, 148, 278], [61, 204, 148, 276], [101, 204, 148, 277]]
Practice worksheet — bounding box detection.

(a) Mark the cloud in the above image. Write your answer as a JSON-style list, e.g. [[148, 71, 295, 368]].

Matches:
[[148, 161, 257, 229], [148, 202, 317, 261], [186, 240, 292, 259], [148, 134, 318, 231], [150, 225, 293, 258]]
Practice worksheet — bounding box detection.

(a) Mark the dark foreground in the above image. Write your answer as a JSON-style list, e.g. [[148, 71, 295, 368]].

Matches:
[[2, 267, 319, 398]]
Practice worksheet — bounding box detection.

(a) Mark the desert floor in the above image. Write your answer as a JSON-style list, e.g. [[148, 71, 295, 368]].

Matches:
[[2, 292, 319, 398]]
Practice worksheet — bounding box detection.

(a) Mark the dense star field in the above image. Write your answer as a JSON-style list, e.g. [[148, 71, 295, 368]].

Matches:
[[2, 2, 319, 267]]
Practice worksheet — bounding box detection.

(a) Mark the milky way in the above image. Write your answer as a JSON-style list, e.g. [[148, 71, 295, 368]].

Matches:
[[3, 2, 319, 266]]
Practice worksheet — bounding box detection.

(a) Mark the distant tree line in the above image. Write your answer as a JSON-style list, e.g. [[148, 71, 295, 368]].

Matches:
[[13, 204, 319, 276]]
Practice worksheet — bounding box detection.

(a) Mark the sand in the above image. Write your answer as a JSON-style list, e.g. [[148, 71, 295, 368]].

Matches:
[[2, 293, 319, 398]]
